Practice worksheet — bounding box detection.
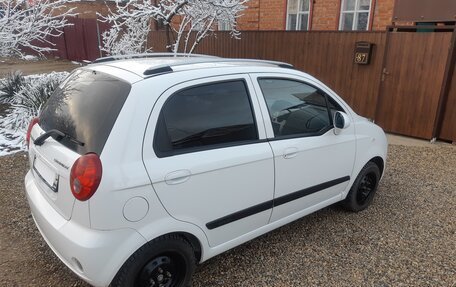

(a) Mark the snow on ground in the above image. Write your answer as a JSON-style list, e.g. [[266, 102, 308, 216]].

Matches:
[[0, 71, 69, 156], [23, 55, 39, 61], [0, 116, 23, 156], [0, 90, 22, 156]]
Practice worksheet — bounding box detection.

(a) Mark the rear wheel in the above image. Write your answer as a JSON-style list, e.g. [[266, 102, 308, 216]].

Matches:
[[342, 162, 380, 212], [111, 234, 196, 287]]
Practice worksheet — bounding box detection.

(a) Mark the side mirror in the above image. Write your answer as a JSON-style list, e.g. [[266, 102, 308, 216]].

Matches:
[[333, 111, 350, 135]]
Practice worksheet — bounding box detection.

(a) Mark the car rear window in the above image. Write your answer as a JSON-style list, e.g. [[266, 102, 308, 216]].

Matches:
[[39, 69, 131, 155]]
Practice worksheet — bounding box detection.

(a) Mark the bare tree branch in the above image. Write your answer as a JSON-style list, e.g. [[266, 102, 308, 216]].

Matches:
[[98, 0, 249, 55], [0, 0, 77, 58]]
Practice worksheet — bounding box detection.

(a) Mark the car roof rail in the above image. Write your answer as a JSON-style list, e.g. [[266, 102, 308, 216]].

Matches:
[[143, 58, 295, 76], [92, 53, 218, 64]]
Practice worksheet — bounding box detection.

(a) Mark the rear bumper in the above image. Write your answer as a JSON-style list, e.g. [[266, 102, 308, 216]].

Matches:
[[25, 171, 147, 287]]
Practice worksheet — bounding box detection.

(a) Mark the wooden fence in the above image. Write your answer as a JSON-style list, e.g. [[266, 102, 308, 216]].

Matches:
[[23, 19, 456, 143], [34, 17, 110, 61], [148, 30, 456, 142], [149, 31, 386, 121]]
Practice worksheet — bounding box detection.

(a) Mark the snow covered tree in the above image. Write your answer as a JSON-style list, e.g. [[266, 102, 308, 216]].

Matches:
[[0, 0, 77, 58], [98, 0, 249, 55], [0, 71, 69, 154]]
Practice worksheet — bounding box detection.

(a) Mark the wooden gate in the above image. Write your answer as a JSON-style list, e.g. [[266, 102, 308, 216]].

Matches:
[[375, 31, 453, 139], [439, 64, 456, 142], [63, 18, 103, 62]]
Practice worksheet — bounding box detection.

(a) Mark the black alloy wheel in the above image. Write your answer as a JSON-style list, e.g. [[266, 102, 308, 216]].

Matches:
[[110, 234, 196, 287], [342, 161, 381, 212], [355, 172, 377, 206], [136, 254, 186, 287]]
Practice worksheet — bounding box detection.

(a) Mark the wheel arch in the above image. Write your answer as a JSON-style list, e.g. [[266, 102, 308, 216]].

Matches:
[[345, 134, 387, 199], [167, 231, 202, 263], [344, 152, 386, 199], [134, 218, 209, 265], [369, 156, 384, 176]]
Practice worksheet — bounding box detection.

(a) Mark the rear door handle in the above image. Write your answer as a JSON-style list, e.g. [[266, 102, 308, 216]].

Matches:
[[283, 147, 298, 159], [165, 170, 191, 185]]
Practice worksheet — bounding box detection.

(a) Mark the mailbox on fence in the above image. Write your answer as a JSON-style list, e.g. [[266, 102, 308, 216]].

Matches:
[[354, 42, 373, 65]]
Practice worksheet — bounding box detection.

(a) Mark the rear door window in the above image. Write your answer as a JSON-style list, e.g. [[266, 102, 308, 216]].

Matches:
[[39, 69, 131, 155], [154, 80, 258, 157]]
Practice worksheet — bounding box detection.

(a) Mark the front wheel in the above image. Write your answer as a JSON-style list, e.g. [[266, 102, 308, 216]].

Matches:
[[342, 162, 380, 212], [111, 234, 196, 287]]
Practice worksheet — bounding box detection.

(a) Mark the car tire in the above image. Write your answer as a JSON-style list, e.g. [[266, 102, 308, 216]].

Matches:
[[342, 162, 380, 212], [110, 234, 196, 287]]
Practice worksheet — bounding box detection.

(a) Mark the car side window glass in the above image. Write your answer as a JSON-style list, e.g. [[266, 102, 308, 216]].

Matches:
[[154, 80, 258, 156], [258, 78, 331, 137]]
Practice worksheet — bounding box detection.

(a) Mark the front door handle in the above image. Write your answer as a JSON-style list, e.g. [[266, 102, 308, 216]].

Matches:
[[283, 147, 298, 159], [165, 170, 191, 185]]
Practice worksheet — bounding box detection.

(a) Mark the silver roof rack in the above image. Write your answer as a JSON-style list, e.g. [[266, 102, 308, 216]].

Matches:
[[92, 52, 219, 64], [143, 57, 295, 76]]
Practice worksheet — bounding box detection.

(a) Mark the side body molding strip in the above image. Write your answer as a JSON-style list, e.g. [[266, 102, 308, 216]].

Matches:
[[206, 176, 350, 230]]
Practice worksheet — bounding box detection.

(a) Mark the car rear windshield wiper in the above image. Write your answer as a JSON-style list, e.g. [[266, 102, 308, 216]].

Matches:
[[34, 129, 85, 146]]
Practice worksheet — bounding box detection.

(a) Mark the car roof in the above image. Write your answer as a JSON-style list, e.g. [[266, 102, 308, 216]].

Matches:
[[89, 53, 295, 79]]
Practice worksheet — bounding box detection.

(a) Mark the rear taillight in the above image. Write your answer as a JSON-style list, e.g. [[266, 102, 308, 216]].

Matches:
[[70, 153, 102, 201], [26, 117, 40, 147]]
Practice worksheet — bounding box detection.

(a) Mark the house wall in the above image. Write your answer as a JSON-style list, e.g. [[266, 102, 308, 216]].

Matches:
[[311, 0, 341, 30], [238, 0, 287, 30], [258, 0, 287, 30], [372, 0, 395, 30], [62, 0, 394, 31], [238, 0, 260, 30], [237, 0, 395, 31]]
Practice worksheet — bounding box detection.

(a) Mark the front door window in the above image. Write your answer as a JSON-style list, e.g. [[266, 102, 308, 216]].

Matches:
[[258, 78, 332, 137]]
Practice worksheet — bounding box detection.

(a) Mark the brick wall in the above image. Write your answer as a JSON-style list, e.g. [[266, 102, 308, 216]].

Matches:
[[64, 0, 394, 31], [237, 0, 260, 30], [259, 0, 287, 30], [238, 0, 394, 31], [372, 0, 394, 30], [237, 0, 288, 30], [311, 0, 340, 30]]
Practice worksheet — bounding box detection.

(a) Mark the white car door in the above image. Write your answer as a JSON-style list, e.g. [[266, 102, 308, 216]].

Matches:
[[250, 74, 356, 222], [142, 75, 274, 247]]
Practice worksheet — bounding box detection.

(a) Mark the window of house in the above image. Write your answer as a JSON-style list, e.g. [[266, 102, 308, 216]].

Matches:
[[218, 20, 233, 31], [154, 81, 258, 156], [287, 0, 311, 31], [339, 0, 372, 31], [258, 78, 332, 137]]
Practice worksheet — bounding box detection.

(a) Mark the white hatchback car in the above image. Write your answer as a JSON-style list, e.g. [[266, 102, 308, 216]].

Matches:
[[25, 54, 387, 287]]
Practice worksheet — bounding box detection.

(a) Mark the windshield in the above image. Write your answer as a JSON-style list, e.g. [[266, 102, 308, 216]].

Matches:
[[39, 69, 131, 155]]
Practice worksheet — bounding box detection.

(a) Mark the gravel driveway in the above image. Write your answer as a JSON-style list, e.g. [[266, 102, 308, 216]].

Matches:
[[1, 144, 455, 286]]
